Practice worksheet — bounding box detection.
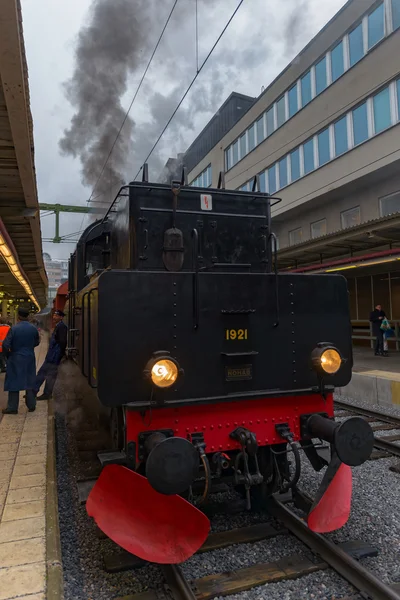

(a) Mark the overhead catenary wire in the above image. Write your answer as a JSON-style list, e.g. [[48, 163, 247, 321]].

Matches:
[[133, 0, 246, 182]]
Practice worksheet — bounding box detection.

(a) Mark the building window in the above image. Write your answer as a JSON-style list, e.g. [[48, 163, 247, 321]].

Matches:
[[278, 157, 288, 189], [341, 206, 361, 229], [349, 23, 364, 66], [303, 139, 315, 174], [240, 183, 249, 192], [276, 95, 286, 128], [206, 165, 212, 187], [301, 71, 312, 107], [373, 87, 391, 133], [290, 148, 300, 182], [288, 84, 298, 117], [239, 134, 246, 160], [268, 165, 277, 194], [256, 116, 264, 144], [315, 56, 327, 95], [190, 164, 211, 187], [248, 124, 255, 152], [311, 219, 327, 239], [352, 102, 368, 146], [393, 0, 400, 30], [380, 190, 400, 216], [289, 228, 302, 246], [331, 41, 344, 82], [334, 116, 348, 156], [368, 3, 384, 49], [232, 139, 239, 165], [318, 128, 330, 166], [397, 79, 400, 118], [225, 149, 231, 171], [266, 106, 274, 136], [259, 171, 266, 193]]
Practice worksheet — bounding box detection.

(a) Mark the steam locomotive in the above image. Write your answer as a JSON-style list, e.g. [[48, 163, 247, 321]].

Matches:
[[65, 170, 374, 564]]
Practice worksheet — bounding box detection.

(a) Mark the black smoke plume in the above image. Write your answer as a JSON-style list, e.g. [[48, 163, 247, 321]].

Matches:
[[59, 0, 154, 201], [60, 0, 318, 197]]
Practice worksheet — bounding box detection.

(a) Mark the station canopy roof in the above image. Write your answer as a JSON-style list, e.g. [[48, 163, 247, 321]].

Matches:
[[0, 0, 47, 310], [278, 212, 400, 273]]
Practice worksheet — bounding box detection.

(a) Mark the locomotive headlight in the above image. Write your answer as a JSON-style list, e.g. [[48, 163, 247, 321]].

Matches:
[[311, 344, 342, 375], [151, 359, 178, 388], [144, 352, 181, 389], [320, 349, 341, 374]]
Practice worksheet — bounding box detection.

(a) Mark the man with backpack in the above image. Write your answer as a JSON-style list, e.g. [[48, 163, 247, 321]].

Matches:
[[369, 303, 386, 356]]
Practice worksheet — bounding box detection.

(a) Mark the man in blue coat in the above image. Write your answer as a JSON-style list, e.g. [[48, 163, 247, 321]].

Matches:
[[2, 307, 39, 414], [33, 309, 67, 400]]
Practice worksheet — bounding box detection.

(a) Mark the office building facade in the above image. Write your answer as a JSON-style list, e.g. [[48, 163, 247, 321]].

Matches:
[[185, 0, 400, 341]]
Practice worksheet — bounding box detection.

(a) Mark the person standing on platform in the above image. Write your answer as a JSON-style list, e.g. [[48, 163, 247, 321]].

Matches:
[[369, 303, 386, 357], [0, 317, 10, 373], [33, 309, 67, 400], [2, 307, 39, 414]]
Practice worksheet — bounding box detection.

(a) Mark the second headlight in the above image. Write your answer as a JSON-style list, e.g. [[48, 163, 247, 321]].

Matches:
[[311, 344, 342, 375]]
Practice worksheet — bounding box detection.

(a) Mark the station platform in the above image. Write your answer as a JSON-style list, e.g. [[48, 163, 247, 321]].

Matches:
[[0, 333, 61, 600], [338, 346, 400, 407]]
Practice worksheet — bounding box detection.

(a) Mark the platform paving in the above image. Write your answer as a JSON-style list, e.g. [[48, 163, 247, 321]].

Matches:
[[0, 334, 52, 599], [353, 346, 400, 373]]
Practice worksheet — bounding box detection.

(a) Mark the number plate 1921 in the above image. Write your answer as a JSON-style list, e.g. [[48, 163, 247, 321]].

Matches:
[[225, 328, 248, 341]]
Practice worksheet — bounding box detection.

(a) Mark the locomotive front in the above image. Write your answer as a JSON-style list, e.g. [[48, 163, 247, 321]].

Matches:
[[70, 178, 374, 564]]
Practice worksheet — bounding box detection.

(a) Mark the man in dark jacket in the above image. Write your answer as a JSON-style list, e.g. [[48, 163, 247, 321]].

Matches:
[[2, 307, 39, 414], [33, 309, 67, 400], [369, 304, 386, 356]]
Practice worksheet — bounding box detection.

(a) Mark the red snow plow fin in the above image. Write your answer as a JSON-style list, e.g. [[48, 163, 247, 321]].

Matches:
[[86, 464, 210, 564], [308, 462, 352, 533]]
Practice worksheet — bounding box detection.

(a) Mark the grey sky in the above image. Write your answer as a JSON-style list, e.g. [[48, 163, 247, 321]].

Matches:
[[21, 0, 347, 260]]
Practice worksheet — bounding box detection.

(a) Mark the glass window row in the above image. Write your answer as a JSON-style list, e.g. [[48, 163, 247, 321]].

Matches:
[[282, 188, 400, 247], [281, 187, 400, 248], [190, 164, 212, 188], [236, 77, 400, 196], [225, 0, 400, 172]]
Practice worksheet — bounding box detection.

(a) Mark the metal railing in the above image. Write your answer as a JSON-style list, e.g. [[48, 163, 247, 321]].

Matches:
[[351, 320, 400, 351]]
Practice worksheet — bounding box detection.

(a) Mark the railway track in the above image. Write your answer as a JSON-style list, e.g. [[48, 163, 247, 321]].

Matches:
[[334, 400, 400, 459], [112, 496, 400, 600]]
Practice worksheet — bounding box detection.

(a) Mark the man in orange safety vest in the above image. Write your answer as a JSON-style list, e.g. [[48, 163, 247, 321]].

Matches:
[[0, 317, 10, 373]]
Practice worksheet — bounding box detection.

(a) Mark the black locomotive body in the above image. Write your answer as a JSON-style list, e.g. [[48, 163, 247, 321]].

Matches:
[[69, 181, 353, 404], [66, 178, 373, 563]]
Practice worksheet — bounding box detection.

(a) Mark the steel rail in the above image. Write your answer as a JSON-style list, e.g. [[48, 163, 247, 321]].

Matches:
[[161, 565, 197, 600], [268, 497, 400, 600], [372, 436, 400, 458], [335, 400, 400, 428]]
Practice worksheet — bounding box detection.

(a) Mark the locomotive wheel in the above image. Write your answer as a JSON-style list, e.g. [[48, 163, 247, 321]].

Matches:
[[110, 407, 124, 451]]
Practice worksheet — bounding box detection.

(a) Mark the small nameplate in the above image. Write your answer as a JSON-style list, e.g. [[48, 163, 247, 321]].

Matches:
[[225, 364, 252, 381]]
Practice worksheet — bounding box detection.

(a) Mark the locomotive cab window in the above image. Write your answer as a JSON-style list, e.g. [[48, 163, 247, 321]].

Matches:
[[84, 235, 109, 283]]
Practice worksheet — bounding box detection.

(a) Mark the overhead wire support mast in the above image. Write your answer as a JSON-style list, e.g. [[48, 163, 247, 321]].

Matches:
[[134, 0, 246, 182]]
